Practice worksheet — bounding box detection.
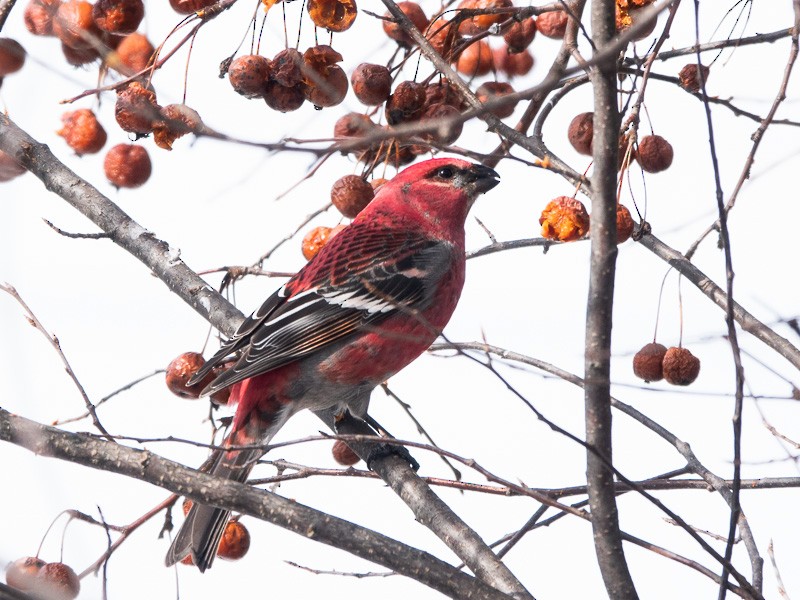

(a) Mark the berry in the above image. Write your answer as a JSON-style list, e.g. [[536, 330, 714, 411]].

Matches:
[[263, 81, 305, 112], [420, 103, 462, 145], [351, 63, 391, 106], [57, 108, 107, 155], [228, 54, 270, 98], [476, 81, 516, 119], [169, 0, 215, 15], [493, 45, 533, 77], [306, 0, 357, 32], [454, 39, 493, 76], [53, 0, 100, 49], [539, 196, 590, 242], [0, 149, 26, 182], [114, 32, 154, 74], [5, 556, 45, 591], [385, 80, 426, 125], [331, 174, 374, 218], [424, 80, 463, 110], [61, 40, 99, 66], [632, 342, 667, 382], [616, 204, 635, 243], [115, 81, 160, 135], [0, 38, 26, 76], [615, 5, 657, 40], [383, 1, 428, 46], [678, 63, 710, 93], [153, 103, 202, 150], [104, 143, 151, 188], [536, 10, 568, 39], [662, 347, 700, 386], [302, 47, 347, 108], [217, 521, 250, 561], [301, 225, 345, 260], [270, 48, 303, 87], [332, 439, 360, 465], [503, 17, 536, 53], [333, 112, 376, 138], [426, 18, 460, 59], [567, 112, 593, 156], [636, 134, 673, 173], [24, 0, 62, 36], [456, 0, 513, 36], [34, 562, 80, 600], [92, 0, 144, 34], [165, 351, 210, 398]]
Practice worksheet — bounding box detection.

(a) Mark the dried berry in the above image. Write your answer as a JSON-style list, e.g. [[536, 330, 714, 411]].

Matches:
[[57, 108, 107, 155], [301, 225, 345, 260], [302, 47, 347, 108], [153, 103, 202, 150], [420, 103, 462, 145], [115, 81, 159, 134], [92, 0, 143, 34], [493, 44, 533, 77], [539, 196, 590, 242], [307, 0, 357, 32], [616, 204, 635, 243], [424, 80, 464, 110], [503, 17, 536, 53], [333, 112, 376, 138], [217, 521, 250, 561], [536, 9, 568, 39], [113, 32, 154, 74], [678, 62, 710, 93], [351, 63, 391, 106], [34, 562, 80, 600], [104, 143, 151, 188], [456, 0, 513, 36], [61, 40, 99, 65], [0, 38, 26, 76], [270, 48, 303, 87], [332, 439, 360, 465], [228, 54, 270, 98], [636, 134, 673, 173], [0, 149, 26, 182], [662, 347, 700, 386], [385, 80, 426, 125], [383, 1, 428, 46], [24, 0, 62, 36], [454, 39, 493, 76], [264, 81, 305, 112], [476, 81, 516, 118], [209, 361, 235, 405], [615, 5, 657, 40], [165, 351, 210, 398], [426, 18, 460, 59], [567, 111, 593, 156], [53, 0, 100, 49], [331, 174, 374, 218], [169, 0, 215, 15], [5, 557, 45, 591], [632, 342, 667, 382]]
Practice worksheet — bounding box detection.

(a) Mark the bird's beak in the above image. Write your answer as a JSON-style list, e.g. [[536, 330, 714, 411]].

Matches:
[[456, 164, 501, 196]]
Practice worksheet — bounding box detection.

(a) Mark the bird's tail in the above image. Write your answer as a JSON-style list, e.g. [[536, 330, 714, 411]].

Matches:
[[164, 436, 261, 571]]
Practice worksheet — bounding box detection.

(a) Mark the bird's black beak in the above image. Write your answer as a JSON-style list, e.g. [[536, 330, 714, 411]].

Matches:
[[456, 164, 501, 195]]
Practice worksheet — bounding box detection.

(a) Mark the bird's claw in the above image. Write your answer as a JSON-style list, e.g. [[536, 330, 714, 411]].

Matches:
[[365, 442, 420, 472]]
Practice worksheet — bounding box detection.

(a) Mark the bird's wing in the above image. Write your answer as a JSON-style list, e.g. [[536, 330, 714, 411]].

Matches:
[[195, 222, 455, 395]]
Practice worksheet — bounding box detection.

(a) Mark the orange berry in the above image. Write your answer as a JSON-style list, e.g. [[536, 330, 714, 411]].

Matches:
[[114, 81, 160, 135], [331, 174, 374, 218], [385, 80, 426, 125], [383, 1, 428, 46], [24, 0, 62, 36], [58, 108, 107, 155], [351, 63, 391, 106], [165, 351, 210, 399], [61, 40, 99, 66], [493, 44, 533, 77], [636, 134, 673, 173], [475, 81, 516, 119], [104, 143, 151, 188], [456, 0, 512, 36], [662, 347, 700, 386], [536, 10, 568, 39], [616, 204, 635, 243], [503, 17, 536, 53], [567, 111, 593, 156], [228, 54, 270, 98], [454, 39, 493, 77], [539, 196, 590, 242], [34, 562, 80, 600], [632, 342, 667, 382], [0, 38, 26, 76], [678, 63, 710, 93], [92, 0, 144, 34], [301, 48, 347, 108], [333, 112, 376, 138], [153, 103, 202, 150], [307, 0, 357, 32], [420, 102, 463, 145], [332, 439, 360, 465], [114, 32, 154, 74], [264, 81, 305, 112], [301, 225, 345, 260], [53, 0, 99, 49], [217, 521, 250, 561], [425, 17, 460, 59], [270, 48, 303, 87]]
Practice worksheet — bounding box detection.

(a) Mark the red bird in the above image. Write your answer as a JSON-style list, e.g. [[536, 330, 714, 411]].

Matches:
[[165, 158, 499, 570]]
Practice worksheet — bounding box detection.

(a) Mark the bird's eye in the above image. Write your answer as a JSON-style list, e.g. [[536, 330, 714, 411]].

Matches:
[[435, 166, 456, 179]]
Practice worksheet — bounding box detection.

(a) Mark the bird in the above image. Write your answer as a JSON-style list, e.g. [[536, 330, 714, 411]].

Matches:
[[165, 157, 500, 571]]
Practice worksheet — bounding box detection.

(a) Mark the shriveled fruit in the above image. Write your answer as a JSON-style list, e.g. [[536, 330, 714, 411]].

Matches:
[[636, 134, 673, 173], [34, 562, 80, 600], [333, 112, 376, 138], [92, 0, 143, 34], [270, 48, 303, 87], [476, 81, 516, 118], [165, 351, 211, 398], [678, 63, 709, 93], [301, 225, 345, 260], [424, 80, 463, 110], [169, 0, 215, 15], [228, 54, 270, 98], [567, 112, 593, 155], [113, 32, 154, 74], [385, 80, 426, 125], [0, 149, 26, 182], [331, 174, 374, 218], [53, 0, 100, 49], [153, 103, 202, 150], [426, 17, 460, 59], [302, 47, 347, 108], [454, 39, 493, 76], [632, 342, 667, 382], [332, 439, 360, 465], [616, 204, 635, 243], [536, 9, 568, 39], [421, 103, 462, 145], [217, 521, 250, 561], [503, 17, 536, 53], [456, 0, 513, 36], [616, 5, 657, 40], [0, 38, 26, 76], [57, 108, 107, 155], [104, 143, 151, 188], [307, 0, 357, 32], [115, 81, 160, 134], [351, 63, 391, 106], [383, 1, 428, 46], [61, 40, 99, 66], [493, 45, 533, 77], [5, 556, 45, 591], [24, 0, 62, 36], [539, 196, 590, 242], [264, 81, 305, 112], [662, 347, 700, 386]]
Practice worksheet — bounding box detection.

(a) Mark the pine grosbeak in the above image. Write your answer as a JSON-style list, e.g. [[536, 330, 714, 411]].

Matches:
[[165, 158, 499, 570]]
